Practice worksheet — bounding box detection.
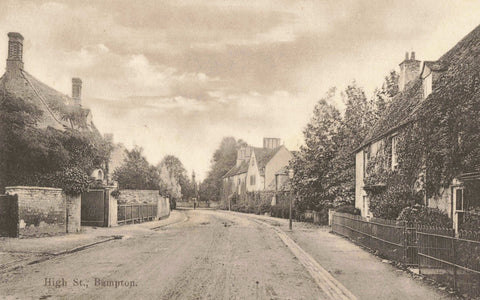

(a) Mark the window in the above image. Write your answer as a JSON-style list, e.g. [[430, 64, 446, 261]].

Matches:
[[363, 145, 370, 178], [423, 73, 432, 98], [250, 175, 256, 185], [391, 135, 398, 170], [455, 189, 464, 211]]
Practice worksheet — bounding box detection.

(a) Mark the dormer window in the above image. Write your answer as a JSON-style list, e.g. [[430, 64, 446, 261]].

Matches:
[[423, 73, 432, 98]]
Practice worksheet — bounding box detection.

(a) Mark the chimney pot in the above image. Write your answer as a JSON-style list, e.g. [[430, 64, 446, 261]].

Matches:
[[410, 51, 416, 60], [72, 77, 82, 104], [405, 52, 409, 60]]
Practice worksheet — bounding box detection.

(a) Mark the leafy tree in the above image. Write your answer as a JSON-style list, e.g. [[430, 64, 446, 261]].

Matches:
[[158, 163, 182, 200], [113, 146, 160, 190], [158, 155, 193, 200], [0, 92, 111, 194], [290, 88, 342, 211], [200, 137, 246, 202]]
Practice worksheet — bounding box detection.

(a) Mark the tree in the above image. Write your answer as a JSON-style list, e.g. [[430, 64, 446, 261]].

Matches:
[[200, 137, 246, 202], [0, 92, 112, 194], [113, 146, 160, 190], [158, 155, 193, 200], [330, 82, 375, 205], [290, 88, 343, 211], [158, 163, 182, 200]]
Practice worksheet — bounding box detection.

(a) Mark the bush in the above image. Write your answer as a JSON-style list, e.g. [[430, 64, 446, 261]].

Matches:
[[462, 209, 480, 231], [335, 205, 360, 215], [397, 205, 452, 227], [270, 205, 291, 219]]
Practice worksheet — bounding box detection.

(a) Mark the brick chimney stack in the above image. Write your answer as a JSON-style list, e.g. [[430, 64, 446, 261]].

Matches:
[[399, 51, 421, 92], [263, 137, 281, 149], [72, 78, 82, 104], [6, 32, 24, 75]]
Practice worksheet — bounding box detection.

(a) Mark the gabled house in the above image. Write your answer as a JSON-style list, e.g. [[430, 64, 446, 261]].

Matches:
[[355, 25, 480, 230], [222, 138, 293, 205], [0, 32, 97, 133]]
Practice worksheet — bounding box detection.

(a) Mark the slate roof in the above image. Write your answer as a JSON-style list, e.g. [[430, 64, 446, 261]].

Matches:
[[358, 24, 480, 151]]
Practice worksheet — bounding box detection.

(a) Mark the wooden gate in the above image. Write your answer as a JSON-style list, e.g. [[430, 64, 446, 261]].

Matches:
[[0, 194, 19, 237], [81, 189, 109, 227]]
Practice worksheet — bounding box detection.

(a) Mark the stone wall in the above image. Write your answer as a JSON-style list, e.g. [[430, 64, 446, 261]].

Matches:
[[157, 196, 170, 219], [109, 194, 118, 227], [5, 186, 66, 237], [66, 194, 81, 233], [117, 189, 159, 204]]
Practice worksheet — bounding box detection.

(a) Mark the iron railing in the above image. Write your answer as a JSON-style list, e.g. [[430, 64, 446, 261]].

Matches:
[[331, 212, 480, 298], [331, 212, 417, 265]]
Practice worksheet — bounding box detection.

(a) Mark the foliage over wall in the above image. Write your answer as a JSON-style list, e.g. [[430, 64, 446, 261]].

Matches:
[[0, 93, 112, 195]]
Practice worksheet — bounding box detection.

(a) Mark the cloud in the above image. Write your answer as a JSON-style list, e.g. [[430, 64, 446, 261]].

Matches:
[[1, 0, 480, 179]]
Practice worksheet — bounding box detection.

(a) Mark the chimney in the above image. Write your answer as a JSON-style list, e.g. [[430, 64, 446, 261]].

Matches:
[[263, 137, 281, 149], [72, 78, 82, 104], [6, 32, 24, 75], [399, 51, 421, 91]]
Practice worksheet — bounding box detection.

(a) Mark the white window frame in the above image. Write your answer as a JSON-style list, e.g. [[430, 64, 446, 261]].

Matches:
[[391, 135, 399, 170], [423, 73, 432, 98]]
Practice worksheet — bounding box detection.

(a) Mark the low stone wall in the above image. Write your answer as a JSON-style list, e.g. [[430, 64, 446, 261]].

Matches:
[[5, 186, 67, 237], [117, 189, 159, 204]]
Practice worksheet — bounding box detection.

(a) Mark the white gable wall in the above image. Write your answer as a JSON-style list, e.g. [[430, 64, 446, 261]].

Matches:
[[264, 146, 293, 191]]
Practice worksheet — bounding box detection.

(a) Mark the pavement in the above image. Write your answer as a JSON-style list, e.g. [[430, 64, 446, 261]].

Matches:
[[0, 209, 457, 299], [0, 210, 186, 274]]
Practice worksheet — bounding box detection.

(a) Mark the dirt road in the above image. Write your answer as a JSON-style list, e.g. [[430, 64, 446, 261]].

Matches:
[[0, 210, 326, 299], [0, 210, 455, 299]]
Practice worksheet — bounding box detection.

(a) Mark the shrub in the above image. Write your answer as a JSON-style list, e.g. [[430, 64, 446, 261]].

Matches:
[[397, 205, 452, 227], [110, 189, 121, 198], [335, 205, 360, 215], [462, 208, 480, 231], [61, 167, 91, 195]]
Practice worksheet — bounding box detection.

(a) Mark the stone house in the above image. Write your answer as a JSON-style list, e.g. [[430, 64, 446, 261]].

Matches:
[[355, 25, 480, 230], [0, 32, 97, 133], [222, 138, 293, 205]]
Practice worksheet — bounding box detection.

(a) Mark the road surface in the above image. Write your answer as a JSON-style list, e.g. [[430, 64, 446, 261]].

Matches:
[[0, 209, 454, 299]]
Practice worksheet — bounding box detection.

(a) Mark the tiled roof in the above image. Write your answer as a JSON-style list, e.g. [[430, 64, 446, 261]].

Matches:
[[223, 161, 249, 178], [0, 69, 97, 132], [254, 146, 283, 172], [359, 24, 480, 150]]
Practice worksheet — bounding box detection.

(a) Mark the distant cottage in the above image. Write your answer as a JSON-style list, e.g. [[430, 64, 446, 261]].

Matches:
[[222, 138, 293, 204]]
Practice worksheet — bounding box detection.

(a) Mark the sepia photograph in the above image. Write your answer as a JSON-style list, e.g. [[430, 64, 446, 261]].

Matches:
[[0, 0, 480, 299]]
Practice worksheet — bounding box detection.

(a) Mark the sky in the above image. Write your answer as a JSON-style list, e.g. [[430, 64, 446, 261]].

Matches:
[[0, 0, 479, 179]]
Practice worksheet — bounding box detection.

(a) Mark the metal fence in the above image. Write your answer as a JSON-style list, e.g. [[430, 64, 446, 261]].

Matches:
[[117, 203, 157, 224], [331, 212, 480, 298], [417, 226, 480, 298], [331, 212, 417, 265]]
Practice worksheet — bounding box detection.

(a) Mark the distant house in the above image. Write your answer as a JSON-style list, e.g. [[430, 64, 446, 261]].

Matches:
[[355, 25, 480, 230], [222, 138, 293, 205], [0, 33, 97, 133]]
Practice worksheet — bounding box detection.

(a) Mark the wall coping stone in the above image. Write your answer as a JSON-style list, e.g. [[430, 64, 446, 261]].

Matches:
[[5, 186, 62, 192]]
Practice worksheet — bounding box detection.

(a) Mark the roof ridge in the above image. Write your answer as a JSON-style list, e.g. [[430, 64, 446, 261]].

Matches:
[[21, 70, 65, 127]]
